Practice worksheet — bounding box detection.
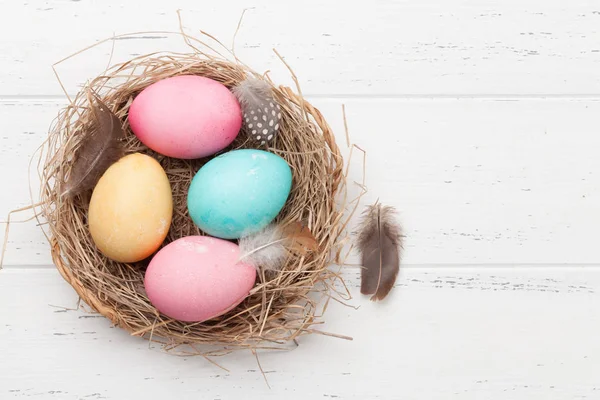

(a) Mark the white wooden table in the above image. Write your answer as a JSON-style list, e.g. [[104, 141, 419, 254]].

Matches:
[[2, 1, 600, 398]]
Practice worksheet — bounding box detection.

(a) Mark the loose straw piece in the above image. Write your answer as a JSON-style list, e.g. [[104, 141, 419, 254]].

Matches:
[[252, 349, 271, 389], [0, 203, 43, 269]]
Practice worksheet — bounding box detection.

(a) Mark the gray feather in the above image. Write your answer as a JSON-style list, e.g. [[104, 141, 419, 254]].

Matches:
[[355, 203, 403, 301], [61, 90, 125, 198]]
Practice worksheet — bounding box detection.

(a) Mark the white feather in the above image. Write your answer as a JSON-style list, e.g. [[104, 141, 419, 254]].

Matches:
[[232, 78, 272, 110], [238, 224, 289, 271]]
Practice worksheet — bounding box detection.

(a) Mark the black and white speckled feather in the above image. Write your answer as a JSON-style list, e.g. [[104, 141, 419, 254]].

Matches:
[[232, 78, 281, 146]]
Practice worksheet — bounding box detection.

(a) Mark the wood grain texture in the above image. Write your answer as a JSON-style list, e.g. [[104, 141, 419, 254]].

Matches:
[[1, 268, 599, 399], [2, 98, 599, 266], [1, 0, 600, 96]]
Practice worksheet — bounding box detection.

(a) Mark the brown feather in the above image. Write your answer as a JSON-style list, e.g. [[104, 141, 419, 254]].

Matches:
[[61, 89, 125, 198], [356, 203, 403, 301]]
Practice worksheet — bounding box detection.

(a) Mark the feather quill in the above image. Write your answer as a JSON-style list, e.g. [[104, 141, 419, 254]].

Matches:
[[61, 89, 125, 198], [355, 203, 403, 301], [238, 222, 318, 271], [232, 78, 282, 146]]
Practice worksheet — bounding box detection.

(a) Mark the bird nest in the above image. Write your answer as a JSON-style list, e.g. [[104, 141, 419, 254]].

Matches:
[[37, 31, 348, 353]]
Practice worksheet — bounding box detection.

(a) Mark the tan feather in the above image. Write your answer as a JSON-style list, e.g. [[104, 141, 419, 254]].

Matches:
[[61, 89, 125, 198], [282, 222, 319, 256], [356, 203, 403, 301]]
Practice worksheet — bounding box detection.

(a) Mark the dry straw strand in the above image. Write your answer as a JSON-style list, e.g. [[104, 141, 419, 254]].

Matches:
[[38, 26, 349, 352]]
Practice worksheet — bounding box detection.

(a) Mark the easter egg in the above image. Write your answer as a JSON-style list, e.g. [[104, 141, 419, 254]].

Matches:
[[88, 153, 173, 263], [128, 75, 242, 159], [187, 149, 292, 239], [144, 236, 256, 322]]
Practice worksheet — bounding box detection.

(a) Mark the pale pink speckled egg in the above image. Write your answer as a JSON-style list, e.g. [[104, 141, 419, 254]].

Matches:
[[144, 236, 256, 322], [128, 75, 242, 159]]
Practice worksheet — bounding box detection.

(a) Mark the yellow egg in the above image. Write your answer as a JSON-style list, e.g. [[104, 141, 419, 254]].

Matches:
[[89, 153, 172, 263]]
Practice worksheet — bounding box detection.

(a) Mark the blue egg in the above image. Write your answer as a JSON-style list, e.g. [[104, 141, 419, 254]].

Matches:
[[187, 149, 292, 239]]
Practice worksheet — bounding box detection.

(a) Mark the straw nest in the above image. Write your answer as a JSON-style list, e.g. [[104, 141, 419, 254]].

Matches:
[[38, 35, 347, 353]]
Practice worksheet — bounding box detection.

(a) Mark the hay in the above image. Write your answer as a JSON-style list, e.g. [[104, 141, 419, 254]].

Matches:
[[38, 31, 348, 352]]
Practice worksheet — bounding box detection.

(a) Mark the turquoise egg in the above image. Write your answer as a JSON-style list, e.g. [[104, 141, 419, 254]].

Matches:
[[187, 149, 292, 239]]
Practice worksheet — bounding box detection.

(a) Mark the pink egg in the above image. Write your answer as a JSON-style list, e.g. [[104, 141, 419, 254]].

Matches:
[[128, 75, 242, 159], [144, 236, 256, 322]]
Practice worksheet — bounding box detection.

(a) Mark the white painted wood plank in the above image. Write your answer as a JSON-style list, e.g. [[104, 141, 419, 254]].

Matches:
[[0, 100, 54, 266], [1, 267, 599, 399], [1, 0, 600, 96], [2, 98, 600, 266]]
